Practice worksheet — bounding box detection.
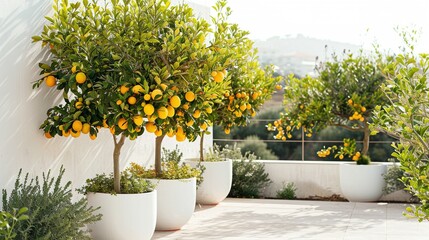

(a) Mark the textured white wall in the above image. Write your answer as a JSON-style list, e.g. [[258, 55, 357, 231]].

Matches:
[[0, 0, 213, 203]]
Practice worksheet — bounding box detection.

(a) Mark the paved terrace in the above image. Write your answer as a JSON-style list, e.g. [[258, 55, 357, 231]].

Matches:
[[153, 198, 429, 240]]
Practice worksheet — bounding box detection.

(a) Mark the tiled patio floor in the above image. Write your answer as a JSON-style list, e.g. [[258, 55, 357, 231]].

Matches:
[[152, 198, 429, 240]]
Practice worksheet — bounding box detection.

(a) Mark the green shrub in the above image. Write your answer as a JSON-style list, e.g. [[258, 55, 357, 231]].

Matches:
[[224, 145, 271, 198], [78, 171, 154, 195], [237, 135, 278, 160], [0, 207, 29, 240], [1, 167, 101, 240], [276, 182, 297, 200]]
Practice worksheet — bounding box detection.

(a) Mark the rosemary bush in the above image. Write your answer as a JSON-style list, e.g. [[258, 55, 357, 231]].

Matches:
[[2, 167, 101, 240]]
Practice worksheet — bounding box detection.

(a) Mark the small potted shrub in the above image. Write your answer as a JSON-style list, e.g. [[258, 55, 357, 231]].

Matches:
[[185, 1, 280, 205], [268, 52, 390, 202]]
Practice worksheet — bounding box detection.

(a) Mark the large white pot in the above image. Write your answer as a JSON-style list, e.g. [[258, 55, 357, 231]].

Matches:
[[339, 163, 387, 202], [87, 191, 157, 240], [186, 159, 232, 205], [148, 178, 196, 231]]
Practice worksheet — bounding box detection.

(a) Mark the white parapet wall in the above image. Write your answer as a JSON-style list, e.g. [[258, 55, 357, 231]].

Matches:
[[0, 0, 212, 205], [260, 160, 412, 202]]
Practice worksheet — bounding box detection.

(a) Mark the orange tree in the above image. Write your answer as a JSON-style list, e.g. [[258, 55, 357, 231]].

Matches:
[[268, 53, 387, 164], [33, 0, 225, 192], [203, 2, 280, 161]]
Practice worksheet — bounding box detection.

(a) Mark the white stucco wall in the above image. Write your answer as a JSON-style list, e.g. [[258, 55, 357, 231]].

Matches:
[[0, 0, 213, 203]]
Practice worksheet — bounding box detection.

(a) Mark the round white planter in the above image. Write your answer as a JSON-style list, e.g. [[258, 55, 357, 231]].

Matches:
[[147, 178, 196, 231], [87, 191, 157, 240], [186, 159, 232, 205], [339, 163, 387, 202]]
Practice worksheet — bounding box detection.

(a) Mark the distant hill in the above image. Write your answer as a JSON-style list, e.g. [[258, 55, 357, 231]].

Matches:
[[254, 34, 361, 77]]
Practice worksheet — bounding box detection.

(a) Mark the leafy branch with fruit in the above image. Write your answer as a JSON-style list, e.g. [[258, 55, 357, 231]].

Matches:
[[268, 52, 387, 164]]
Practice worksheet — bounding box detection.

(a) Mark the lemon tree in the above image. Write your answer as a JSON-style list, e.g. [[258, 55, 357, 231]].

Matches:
[[268, 53, 387, 164], [205, 2, 280, 160], [372, 33, 429, 220]]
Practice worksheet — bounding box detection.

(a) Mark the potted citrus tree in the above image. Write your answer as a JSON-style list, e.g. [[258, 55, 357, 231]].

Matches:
[[183, 0, 280, 205], [32, 0, 158, 239], [113, 0, 227, 230], [268, 52, 390, 202], [372, 32, 429, 221]]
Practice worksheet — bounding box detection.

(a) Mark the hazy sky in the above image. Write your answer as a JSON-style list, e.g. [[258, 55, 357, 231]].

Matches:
[[225, 0, 429, 51]]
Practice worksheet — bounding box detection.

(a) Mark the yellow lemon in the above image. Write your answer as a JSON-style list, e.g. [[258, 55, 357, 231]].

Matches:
[[44, 132, 53, 139], [167, 129, 175, 137], [118, 118, 128, 130], [186, 120, 194, 127], [62, 129, 70, 137], [76, 72, 87, 84], [176, 133, 186, 142], [132, 85, 144, 94], [193, 110, 201, 118], [200, 122, 208, 130], [167, 105, 175, 117], [160, 83, 168, 91], [213, 71, 224, 83], [145, 122, 157, 133], [72, 120, 83, 132], [90, 134, 97, 140], [155, 129, 163, 137], [185, 91, 195, 102], [120, 85, 129, 94], [157, 107, 168, 119], [224, 128, 231, 135], [75, 101, 83, 109], [170, 95, 181, 108], [151, 89, 163, 100], [71, 130, 81, 138], [82, 123, 90, 134], [144, 94, 151, 101], [127, 96, 137, 105], [116, 100, 122, 105], [71, 65, 77, 73], [205, 107, 212, 114], [133, 115, 143, 126], [45, 76, 56, 87]]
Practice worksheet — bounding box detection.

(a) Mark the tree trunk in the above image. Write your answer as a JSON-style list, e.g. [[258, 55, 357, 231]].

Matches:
[[155, 135, 165, 177], [113, 134, 126, 194], [200, 133, 204, 162], [362, 123, 370, 156]]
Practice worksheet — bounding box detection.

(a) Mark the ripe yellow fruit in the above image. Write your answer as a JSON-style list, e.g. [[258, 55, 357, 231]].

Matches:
[[186, 120, 194, 127], [211, 71, 217, 77], [145, 122, 157, 133], [160, 83, 168, 91], [185, 91, 195, 102], [90, 134, 97, 140], [235, 111, 242, 117], [247, 104, 252, 110], [239, 104, 247, 111], [193, 110, 201, 118], [359, 117, 364, 122], [45, 76, 56, 87], [82, 123, 90, 134], [148, 115, 157, 122], [213, 71, 224, 83], [62, 129, 70, 137], [102, 119, 109, 128], [116, 100, 122, 105], [71, 65, 77, 73], [118, 118, 128, 130], [44, 132, 53, 139], [183, 103, 189, 110], [224, 128, 231, 135], [170, 96, 181, 108], [252, 92, 259, 100], [72, 120, 83, 132], [236, 93, 242, 98], [275, 84, 282, 90], [157, 107, 168, 119], [76, 72, 87, 84], [151, 89, 163, 100], [144, 94, 151, 101], [348, 99, 353, 105], [128, 96, 137, 105], [167, 105, 175, 117], [361, 106, 367, 112], [155, 129, 163, 137], [339, 154, 344, 160], [110, 127, 115, 134], [200, 122, 208, 130], [71, 130, 81, 138], [133, 115, 143, 126], [120, 85, 130, 94], [167, 129, 175, 137], [176, 134, 186, 142], [75, 101, 83, 109], [206, 107, 212, 114], [132, 85, 144, 94]]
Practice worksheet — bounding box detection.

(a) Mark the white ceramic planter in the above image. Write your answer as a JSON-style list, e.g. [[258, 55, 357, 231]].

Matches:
[[148, 178, 196, 231], [87, 191, 157, 240], [186, 159, 232, 205], [339, 163, 387, 202]]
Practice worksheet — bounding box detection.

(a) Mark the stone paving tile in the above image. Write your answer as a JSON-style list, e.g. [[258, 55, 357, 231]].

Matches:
[[152, 198, 429, 240]]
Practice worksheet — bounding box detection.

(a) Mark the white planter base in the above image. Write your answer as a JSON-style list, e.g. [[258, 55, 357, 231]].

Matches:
[[340, 163, 387, 202], [186, 159, 232, 205], [87, 191, 157, 240], [148, 178, 196, 231]]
